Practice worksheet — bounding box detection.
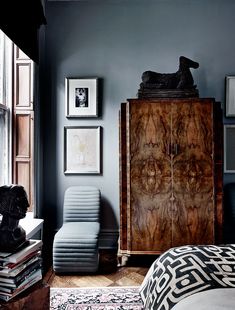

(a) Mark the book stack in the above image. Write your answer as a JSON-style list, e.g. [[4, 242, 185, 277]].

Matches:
[[0, 240, 43, 302]]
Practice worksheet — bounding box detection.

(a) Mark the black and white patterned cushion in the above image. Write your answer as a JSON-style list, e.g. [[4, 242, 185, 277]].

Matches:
[[140, 245, 235, 310]]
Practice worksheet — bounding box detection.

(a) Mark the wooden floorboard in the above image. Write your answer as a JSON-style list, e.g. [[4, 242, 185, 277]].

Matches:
[[44, 250, 156, 288], [45, 266, 149, 288]]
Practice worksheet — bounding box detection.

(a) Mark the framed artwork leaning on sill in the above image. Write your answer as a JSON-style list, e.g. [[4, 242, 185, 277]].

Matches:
[[224, 124, 235, 173], [225, 76, 235, 117], [65, 77, 98, 118], [64, 126, 101, 174]]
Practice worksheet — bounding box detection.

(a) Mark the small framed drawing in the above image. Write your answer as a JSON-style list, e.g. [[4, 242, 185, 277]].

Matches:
[[65, 77, 98, 117], [224, 124, 235, 173], [225, 76, 235, 117], [64, 126, 101, 174]]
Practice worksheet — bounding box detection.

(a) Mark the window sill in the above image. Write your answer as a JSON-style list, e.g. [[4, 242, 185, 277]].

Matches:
[[0, 212, 44, 240]]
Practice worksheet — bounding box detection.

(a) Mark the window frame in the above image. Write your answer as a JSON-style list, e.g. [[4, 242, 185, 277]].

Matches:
[[0, 30, 35, 214], [0, 103, 10, 185], [0, 30, 13, 186]]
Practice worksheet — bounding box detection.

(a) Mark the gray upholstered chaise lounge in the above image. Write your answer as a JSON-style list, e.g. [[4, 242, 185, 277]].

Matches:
[[53, 186, 100, 273]]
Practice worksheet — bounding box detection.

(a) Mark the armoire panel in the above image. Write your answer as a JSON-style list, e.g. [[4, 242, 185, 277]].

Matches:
[[128, 100, 172, 252], [171, 99, 215, 246]]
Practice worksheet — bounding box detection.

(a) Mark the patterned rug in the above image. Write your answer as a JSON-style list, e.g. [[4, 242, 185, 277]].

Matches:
[[50, 286, 143, 310]]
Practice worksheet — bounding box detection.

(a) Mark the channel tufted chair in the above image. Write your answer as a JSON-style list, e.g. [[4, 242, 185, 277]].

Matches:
[[53, 186, 100, 273]]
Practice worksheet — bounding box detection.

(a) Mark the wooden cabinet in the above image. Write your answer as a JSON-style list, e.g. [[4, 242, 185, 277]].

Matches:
[[119, 98, 223, 258]]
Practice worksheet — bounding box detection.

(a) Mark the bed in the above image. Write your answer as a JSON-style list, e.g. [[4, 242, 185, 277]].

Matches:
[[139, 245, 235, 310], [172, 288, 235, 310]]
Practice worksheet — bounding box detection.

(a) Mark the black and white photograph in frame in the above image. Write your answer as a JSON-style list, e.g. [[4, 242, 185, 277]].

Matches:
[[65, 78, 98, 117], [75, 87, 89, 107]]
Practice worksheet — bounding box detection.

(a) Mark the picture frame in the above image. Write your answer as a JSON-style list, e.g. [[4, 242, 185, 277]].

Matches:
[[224, 124, 235, 173], [65, 77, 98, 117], [225, 76, 235, 117], [64, 126, 101, 174]]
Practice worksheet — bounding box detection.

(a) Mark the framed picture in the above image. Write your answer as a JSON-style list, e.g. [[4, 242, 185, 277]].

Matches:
[[64, 126, 101, 174], [225, 76, 235, 117], [224, 124, 235, 173], [65, 78, 98, 117]]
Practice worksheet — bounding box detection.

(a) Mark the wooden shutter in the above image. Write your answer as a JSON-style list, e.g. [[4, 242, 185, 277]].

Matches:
[[13, 46, 34, 211]]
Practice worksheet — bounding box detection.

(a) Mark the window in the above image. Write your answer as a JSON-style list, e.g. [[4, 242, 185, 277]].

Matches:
[[0, 104, 8, 185], [0, 30, 34, 212], [0, 30, 12, 186]]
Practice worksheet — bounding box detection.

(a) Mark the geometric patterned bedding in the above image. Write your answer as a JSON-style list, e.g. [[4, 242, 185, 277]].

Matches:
[[139, 245, 235, 310]]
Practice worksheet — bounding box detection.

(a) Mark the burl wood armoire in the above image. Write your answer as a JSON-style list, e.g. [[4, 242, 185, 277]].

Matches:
[[119, 98, 223, 260]]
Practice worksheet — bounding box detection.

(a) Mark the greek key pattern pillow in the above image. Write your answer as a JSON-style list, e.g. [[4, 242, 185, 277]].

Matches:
[[139, 245, 235, 310]]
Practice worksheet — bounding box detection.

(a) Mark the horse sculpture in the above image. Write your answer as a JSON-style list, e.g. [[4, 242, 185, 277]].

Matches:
[[138, 56, 199, 98], [0, 185, 29, 252]]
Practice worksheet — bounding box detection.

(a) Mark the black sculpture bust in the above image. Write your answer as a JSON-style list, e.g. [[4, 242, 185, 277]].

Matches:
[[0, 185, 29, 252], [138, 56, 199, 98]]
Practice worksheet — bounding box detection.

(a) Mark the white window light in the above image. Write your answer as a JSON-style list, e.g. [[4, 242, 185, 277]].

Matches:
[[0, 30, 13, 185]]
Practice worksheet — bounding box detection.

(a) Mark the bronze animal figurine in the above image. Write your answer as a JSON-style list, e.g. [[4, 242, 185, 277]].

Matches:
[[0, 185, 29, 252], [141, 56, 199, 90]]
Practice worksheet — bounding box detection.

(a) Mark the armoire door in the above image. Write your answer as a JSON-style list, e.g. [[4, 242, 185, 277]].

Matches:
[[127, 100, 172, 253], [171, 99, 215, 245]]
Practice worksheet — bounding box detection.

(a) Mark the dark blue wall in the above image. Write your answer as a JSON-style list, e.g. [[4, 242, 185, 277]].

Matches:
[[42, 0, 235, 236]]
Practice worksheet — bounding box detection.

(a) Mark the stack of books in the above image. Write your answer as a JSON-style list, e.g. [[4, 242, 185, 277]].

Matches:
[[0, 240, 42, 302]]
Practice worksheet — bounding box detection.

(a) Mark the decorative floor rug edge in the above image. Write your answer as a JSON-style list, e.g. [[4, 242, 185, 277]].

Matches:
[[50, 286, 143, 310]]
